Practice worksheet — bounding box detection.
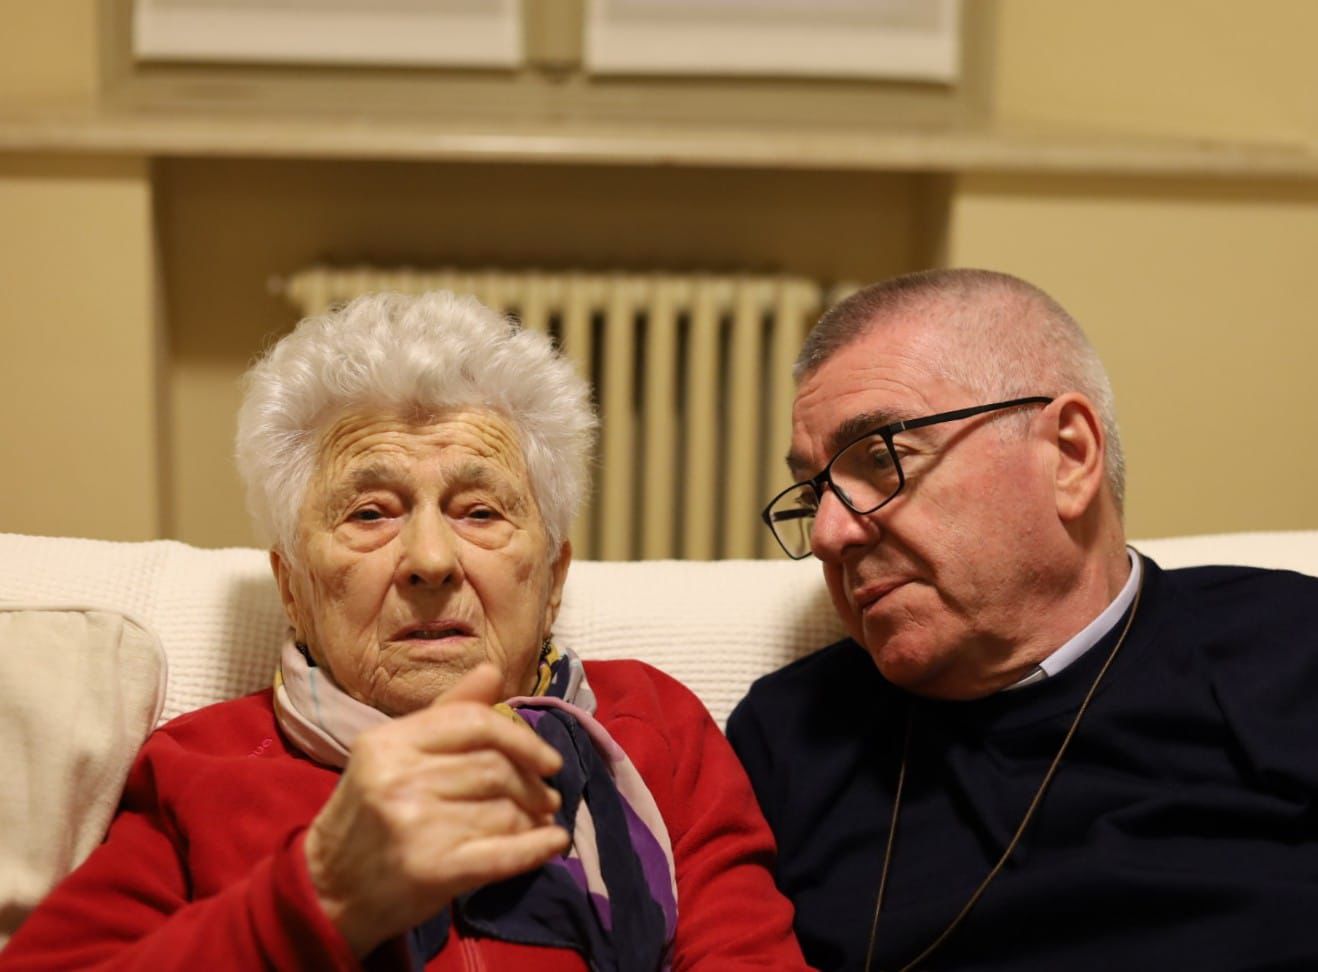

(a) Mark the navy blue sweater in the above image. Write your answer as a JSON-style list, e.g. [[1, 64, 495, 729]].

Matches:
[[727, 558, 1318, 971]]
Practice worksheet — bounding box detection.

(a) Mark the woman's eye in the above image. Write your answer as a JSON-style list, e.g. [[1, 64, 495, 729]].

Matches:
[[466, 505, 499, 521], [350, 508, 385, 522]]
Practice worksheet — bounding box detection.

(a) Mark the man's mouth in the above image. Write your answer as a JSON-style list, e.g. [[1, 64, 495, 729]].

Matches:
[[853, 580, 910, 612]]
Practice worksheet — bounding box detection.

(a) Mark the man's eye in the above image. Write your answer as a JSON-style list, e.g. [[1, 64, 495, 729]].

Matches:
[[868, 448, 896, 469]]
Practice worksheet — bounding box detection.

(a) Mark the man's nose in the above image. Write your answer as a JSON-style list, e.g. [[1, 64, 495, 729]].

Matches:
[[810, 487, 878, 561], [398, 506, 462, 588]]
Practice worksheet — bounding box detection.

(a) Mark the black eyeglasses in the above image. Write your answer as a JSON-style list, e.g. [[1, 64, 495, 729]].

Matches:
[[761, 396, 1053, 559]]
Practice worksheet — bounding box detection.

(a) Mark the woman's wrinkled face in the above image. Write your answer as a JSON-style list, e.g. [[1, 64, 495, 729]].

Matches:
[[272, 407, 570, 716]]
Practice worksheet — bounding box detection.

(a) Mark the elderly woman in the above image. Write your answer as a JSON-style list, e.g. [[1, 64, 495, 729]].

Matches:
[[0, 293, 807, 970]]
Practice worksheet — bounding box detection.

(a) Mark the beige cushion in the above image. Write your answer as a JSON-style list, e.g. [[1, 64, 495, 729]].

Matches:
[[1133, 530, 1318, 574], [559, 558, 844, 727], [0, 606, 166, 947]]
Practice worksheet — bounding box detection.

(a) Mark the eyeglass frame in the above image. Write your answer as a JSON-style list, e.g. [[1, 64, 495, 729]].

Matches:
[[761, 396, 1055, 559]]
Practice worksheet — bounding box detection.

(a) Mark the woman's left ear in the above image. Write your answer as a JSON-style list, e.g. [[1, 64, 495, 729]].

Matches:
[[1049, 394, 1107, 522], [270, 548, 302, 632], [543, 540, 572, 635]]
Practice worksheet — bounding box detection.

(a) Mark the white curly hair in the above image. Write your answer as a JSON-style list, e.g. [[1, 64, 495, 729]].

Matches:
[[235, 291, 596, 558]]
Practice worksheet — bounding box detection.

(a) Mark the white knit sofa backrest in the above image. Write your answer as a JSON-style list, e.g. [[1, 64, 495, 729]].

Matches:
[[0, 530, 1314, 730]]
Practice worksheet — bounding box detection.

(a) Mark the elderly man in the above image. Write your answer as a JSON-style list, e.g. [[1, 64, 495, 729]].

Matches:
[[727, 268, 1318, 972]]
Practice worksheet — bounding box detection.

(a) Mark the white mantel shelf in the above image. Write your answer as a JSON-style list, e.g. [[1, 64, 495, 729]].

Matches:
[[2, 108, 1315, 180]]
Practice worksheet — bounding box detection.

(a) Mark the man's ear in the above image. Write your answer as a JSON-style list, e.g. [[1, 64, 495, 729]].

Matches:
[[269, 548, 303, 635], [542, 539, 572, 636], [1049, 394, 1107, 523]]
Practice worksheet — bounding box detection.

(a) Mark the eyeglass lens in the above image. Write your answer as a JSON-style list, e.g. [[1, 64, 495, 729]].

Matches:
[[767, 433, 901, 557]]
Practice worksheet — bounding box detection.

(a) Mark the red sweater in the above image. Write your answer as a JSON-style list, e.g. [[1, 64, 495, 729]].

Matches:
[[1, 660, 808, 971]]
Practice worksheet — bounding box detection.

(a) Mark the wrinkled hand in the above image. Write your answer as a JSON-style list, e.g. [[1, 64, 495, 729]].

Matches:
[[303, 663, 570, 956]]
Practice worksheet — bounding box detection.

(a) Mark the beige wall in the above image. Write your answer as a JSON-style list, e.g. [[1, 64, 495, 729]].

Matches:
[[945, 175, 1318, 539], [0, 154, 160, 540], [992, 0, 1318, 146], [0, 4, 163, 541], [2, 0, 1316, 546], [944, 0, 1318, 538], [0, 3, 98, 109]]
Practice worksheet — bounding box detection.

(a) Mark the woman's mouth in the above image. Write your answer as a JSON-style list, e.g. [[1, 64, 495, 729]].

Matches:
[[393, 621, 473, 642]]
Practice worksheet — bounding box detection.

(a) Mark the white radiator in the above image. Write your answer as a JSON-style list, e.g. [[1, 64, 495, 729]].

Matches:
[[282, 268, 823, 561]]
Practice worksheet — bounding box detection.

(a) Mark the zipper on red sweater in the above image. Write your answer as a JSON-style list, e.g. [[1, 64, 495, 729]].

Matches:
[[459, 935, 486, 972]]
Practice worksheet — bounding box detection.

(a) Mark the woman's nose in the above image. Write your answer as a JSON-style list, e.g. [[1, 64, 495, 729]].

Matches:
[[398, 507, 462, 588], [810, 488, 878, 562]]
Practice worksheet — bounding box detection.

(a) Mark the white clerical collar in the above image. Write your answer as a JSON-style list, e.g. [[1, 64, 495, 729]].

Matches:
[[1004, 549, 1141, 692]]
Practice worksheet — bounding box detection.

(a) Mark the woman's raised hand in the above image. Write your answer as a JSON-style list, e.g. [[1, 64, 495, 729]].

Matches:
[[303, 663, 570, 956]]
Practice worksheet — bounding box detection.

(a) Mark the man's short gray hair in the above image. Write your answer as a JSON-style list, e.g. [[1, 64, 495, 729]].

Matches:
[[235, 290, 597, 556], [798, 268, 1126, 509]]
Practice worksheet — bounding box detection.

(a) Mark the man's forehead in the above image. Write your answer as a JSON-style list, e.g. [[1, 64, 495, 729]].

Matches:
[[788, 368, 933, 464], [785, 404, 922, 476]]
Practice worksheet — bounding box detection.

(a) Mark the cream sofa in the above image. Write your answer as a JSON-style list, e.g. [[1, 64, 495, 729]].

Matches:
[[2, 529, 1316, 947]]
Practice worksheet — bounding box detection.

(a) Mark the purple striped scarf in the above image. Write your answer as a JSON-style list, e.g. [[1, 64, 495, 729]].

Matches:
[[274, 639, 677, 970]]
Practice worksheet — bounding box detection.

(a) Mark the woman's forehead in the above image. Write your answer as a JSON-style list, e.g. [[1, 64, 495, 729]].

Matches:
[[314, 407, 528, 483]]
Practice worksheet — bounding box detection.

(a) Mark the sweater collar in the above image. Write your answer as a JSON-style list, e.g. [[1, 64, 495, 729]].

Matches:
[[1003, 548, 1141, 692]]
